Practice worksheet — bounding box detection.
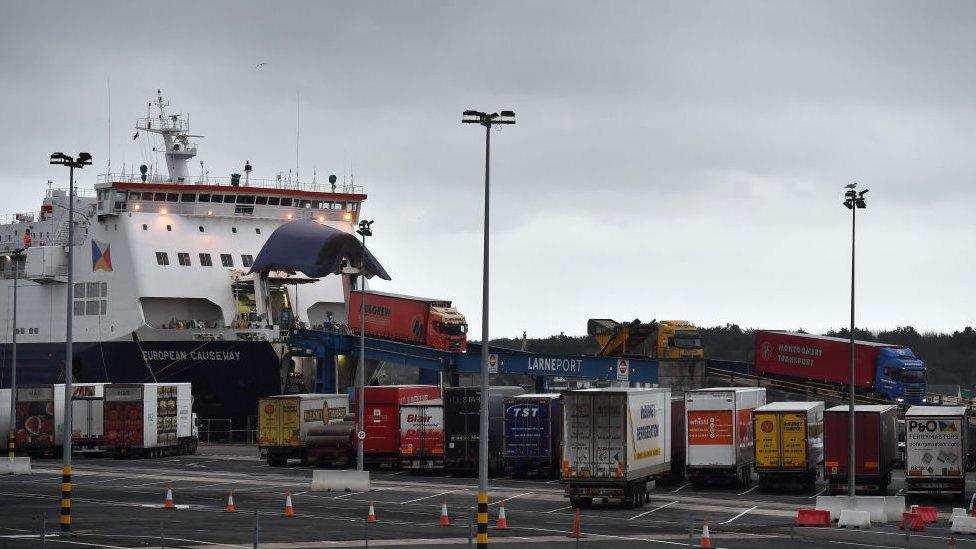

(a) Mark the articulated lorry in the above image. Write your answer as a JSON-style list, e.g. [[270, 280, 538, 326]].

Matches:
[[561, 388, 672, 508], [259, 393, 350, 466], [755, 331, 926, 404], [103, 383, 198, 458], [587, 319, 704, 359], [504, 393, 562, 478], [823, 404, 899, 495], [348, 291, 468, 352]]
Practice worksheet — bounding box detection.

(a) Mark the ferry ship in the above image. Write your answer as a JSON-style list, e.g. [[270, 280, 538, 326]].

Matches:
[[0, 92, 365, 429]]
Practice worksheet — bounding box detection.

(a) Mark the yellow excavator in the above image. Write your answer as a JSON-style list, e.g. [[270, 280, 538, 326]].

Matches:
[[588, 319, 704, 359]]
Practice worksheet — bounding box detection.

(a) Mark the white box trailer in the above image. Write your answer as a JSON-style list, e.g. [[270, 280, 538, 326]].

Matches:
[[905, 405, 968, 499], [561, 387, 672, 508], [15, 383, 107, 455], [104, 383, 197, 458], [71, 384, 106, 453], [258, 393, 350, 465], [685, 387, 766, 486]]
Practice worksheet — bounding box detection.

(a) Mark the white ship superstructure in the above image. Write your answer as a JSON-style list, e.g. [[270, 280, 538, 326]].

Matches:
[[0, 92, 365, 425]]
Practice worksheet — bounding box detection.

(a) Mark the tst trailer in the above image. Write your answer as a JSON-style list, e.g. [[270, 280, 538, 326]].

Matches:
[[904, 405, 968, 499], [399, 399, 445, 470], [444, 386, 525, 475], [503, 393, 562, 478], [259, 393, 350, 466], [561, 388, 672, 508], [754, 331, 926, 404], [823, 404, 898, 495], [103, 383, 197, 458], [352, 385, 442, 467], [752, 401, 824, 491], [348, 291, 468, 352], [685, 387, 766, 486]]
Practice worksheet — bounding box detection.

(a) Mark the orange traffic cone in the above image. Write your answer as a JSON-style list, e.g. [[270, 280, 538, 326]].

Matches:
[[283, 492, 295, 518], [495, 501, 508, 529], [567, 508, 585, 538], [226, 490, 236, 513], [700, 518, 712, 549], [164, 487, 175, 509], [367, 501, 378, 523], [439, 500, 450, 527]]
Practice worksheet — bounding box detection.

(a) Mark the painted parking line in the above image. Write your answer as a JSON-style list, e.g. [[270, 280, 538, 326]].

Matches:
[[671, 483, 691, 493], [629, 500, 678, 520], [546, 505, 573, 514], [490, 492, 532, 506], [809, 489, 826, 498], [737, 486, 758, 496], [721, 505, 758, 524], [400, 490, 455, 504]]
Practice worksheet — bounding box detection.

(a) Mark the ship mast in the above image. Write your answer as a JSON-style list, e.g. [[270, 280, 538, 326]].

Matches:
[[136, 90, 201, 183]]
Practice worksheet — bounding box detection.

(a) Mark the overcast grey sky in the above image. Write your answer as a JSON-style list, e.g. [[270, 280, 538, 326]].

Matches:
[[2, 1, 974, 337]]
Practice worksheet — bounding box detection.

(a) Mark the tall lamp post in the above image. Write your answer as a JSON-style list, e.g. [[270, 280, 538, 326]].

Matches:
[[842, 182, 868, 497], [7, 248, 25, 459], [50, 151, 92, 534], [462, 109, 515, 548], [356, 219, 373, 471]]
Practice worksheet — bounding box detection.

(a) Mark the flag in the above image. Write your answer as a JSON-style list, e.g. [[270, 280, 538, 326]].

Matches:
[[92, 240, 113, 272]]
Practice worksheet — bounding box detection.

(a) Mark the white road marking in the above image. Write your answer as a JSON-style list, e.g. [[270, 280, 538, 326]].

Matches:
[[546, 505, 573, 514], [292, 491, 308, 496], [400, 490, 454, 504], [629, 500, 678, 520], [809, 489, 826, 498], [333, 492, 361, 499], [737, 486, 758, 496], [671, 483, 691, 493], [721, 505, 758, 524], [489, 492, 531, 506]]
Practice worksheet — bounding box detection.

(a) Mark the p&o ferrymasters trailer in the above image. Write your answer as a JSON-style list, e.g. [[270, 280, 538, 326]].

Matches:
[[685, 387, 766, 487], [904, 405, 968, 499], [561, 388, 671, 508]]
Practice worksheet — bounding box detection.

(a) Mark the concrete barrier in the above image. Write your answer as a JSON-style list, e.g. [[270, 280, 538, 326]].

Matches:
[[952, 508, 969, 518], [816, 496, 852, 521], [951, 515, 976, 534], [851, 496, 887, 523], [838, 509, 871, 529], [311, 470, 370, 492], [0, 457, 31, 475], [882, 496, 905, 522]]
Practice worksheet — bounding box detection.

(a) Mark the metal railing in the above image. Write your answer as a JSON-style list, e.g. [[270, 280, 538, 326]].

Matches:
[[114, 201, 358, 222], [98, 172, 364, 195], [197, 418, 257, 444]]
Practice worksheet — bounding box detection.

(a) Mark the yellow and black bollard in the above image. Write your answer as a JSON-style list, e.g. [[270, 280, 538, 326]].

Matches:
[[476, 491, 488, 547], [60, 465, 72, 533]]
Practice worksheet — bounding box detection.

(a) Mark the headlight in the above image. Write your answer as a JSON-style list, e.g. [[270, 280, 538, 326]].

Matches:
[[896, 397, 904, 402]]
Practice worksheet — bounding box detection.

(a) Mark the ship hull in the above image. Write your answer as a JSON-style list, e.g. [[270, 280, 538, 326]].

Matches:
[[0, 339, 282, 430]]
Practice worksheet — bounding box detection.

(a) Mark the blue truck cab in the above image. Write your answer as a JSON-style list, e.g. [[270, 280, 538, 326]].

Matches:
[[875, 347, 926, 404]]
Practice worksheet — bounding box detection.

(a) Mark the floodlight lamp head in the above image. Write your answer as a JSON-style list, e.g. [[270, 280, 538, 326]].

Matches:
[[843, 200, 854, 209], [500, 110, 515, 117], [845, 183, 857, 189], [77, 152, 92, 165], [50, 152, 69, 165], [858, 189, 869, 197], [855, 199, 867, 209]]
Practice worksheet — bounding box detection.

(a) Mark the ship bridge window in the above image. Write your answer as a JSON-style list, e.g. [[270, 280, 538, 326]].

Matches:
[[241, 254, 253, 268], [234, 206, 254, 216], [177, 252, 191, 266], [143, 192, 155, 201], [237, 195, 255, 205], [220, 253, 233, 267], [299, 200, 310, 208], [350, 202, 359, 212], [223, 195, 237, 203], [311, 200, 321, 209], [199, 253, 213, 267], [198, 194, 211, 202], [180, 194, 196, 203], [255, 196, 268, 205], [154, 193, 167, 201], [166, 193, 179, 202], [268, 197, 281, 206], [156, 252, 170, 266], [280, 197, 293, 207], [211, 194, 223, 202]]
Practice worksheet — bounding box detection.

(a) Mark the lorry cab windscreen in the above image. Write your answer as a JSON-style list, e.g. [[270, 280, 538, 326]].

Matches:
[[438, 323, 467, 335], [674, 334, 702, 348], [898, 370, 926, 384]]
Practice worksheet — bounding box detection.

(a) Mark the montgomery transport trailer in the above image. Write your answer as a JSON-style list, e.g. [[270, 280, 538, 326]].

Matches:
[[754, 331, 926, 404], [685, 387, 766, 487], [752, 401, 824, 491], [348, 291, 468, 352], [259, 394, 350, 466], [399, 399, 445, 470], [353, 385, 442, 467], [561, 388, 672, 508], [503, 393, 562, 478], [444, 386, 525, 475], [904, 405, 968, 499], [823, 404, 898, 495], [103, 383, 198, 458]]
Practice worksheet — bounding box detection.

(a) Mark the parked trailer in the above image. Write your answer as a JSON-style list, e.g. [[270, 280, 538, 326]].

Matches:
[[15, 383, 106, 456], [753, 401, 824, 491], [665, 397, 686, 484], [561, 388, 671, 509], [904, 405, 968, 499], [353, 385, 442, 467], [823, 404, 898, 495], [103, 383, 197, 458], [504, 394, 562, 478], [259, 394, 349, 466], [399, 399, 445, 470], [444, 386, 525, 475], [71, 384, 106, 453], [305, 414, 358, 467], [685, 387, 766, 487]]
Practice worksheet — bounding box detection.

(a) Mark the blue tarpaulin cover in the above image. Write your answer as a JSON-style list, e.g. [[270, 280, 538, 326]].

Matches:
[[248, 220, 391, 280]]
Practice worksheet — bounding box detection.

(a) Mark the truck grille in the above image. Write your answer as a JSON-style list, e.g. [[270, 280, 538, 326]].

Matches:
[[903, 387, 925, 401]]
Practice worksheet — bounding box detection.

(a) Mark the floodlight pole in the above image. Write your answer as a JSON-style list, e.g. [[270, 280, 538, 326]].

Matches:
[[356, 220, 373, 472], [462, 109, 515, 548], [7, 249, 24, 459], [842, 184, 867, 498]]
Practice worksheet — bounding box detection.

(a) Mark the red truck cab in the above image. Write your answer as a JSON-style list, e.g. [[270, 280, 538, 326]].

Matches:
[[349, 291, 468, 352]]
